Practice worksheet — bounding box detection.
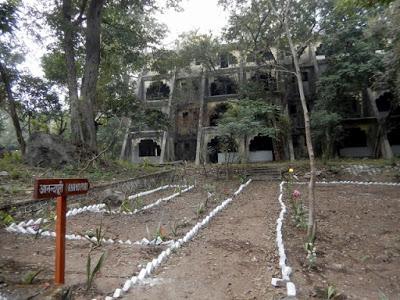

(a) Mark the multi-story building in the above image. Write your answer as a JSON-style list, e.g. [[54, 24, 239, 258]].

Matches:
[[120, 45, 400, 164]]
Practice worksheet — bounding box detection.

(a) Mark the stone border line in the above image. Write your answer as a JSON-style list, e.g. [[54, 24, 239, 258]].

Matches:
[[271, 181, 296, 297], [5, 185, 194, 235], [295, 180, 400, 186], [107, 179, 253, 299]]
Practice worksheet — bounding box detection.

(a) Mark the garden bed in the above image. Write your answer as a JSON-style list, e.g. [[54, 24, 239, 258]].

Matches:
[[284, 183, 400, 299]]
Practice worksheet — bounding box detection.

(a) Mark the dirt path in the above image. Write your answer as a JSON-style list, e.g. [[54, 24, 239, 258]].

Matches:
[[125, 181, 285, 300]]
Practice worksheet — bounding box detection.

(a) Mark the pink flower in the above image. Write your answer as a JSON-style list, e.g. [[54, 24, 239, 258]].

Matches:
[[292, 189, 301, 199]]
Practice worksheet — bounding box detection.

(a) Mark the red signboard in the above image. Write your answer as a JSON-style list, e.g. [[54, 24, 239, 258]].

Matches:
[[33, 178, 90, 199], [33, 178, 90, 285]]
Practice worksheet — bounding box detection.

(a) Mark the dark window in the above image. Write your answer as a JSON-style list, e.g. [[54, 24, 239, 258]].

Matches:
[[139, 139, 161, 157], [301, 72, 308, 81], [220, 53, 229, 68], [146, 81, 170, 100], [209, 103, 229, 126], [210, 76, 238, 96], [182, 111, 189, 118], [376, 92, 392, 112], [249, 136, 273, 151], [315, 44, 326, 56], [343, 128, 368, 147], [289, 104, 297, 114]]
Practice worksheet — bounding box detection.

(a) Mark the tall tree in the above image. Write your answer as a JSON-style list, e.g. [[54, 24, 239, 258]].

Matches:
[[221, 0, 322, 239], [317, 4, 394, 158], [0, 0, 26, 154], [45, 0, 179, 154], [176, 32, 222, 165]]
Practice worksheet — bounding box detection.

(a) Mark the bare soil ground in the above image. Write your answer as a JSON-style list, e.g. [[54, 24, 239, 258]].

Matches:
[[285, 184, 400, 299], [1, 176, 400, 300]]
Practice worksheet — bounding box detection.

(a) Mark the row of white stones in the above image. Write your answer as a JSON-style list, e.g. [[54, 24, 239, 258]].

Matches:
[[6, 185, 193, 233], [5, 222, 175, 246], [128, 184, 184, 200], [296, 180, 400, 186], [107, 179, 253, 299], [271, 181, 296, 297]]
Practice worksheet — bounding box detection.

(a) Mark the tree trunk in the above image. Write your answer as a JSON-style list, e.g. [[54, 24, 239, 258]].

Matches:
[[160, 69, 177, 163], [195, 72, 206, 165], [62, 0, 84, 146], [79, 0, 105, 153], [367, 88, 393, 159], [285, 20, 317, 239], [0, 61, 26, 154]]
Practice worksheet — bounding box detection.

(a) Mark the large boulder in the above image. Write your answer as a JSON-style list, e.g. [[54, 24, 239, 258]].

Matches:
[[24, 133, 77, 167]]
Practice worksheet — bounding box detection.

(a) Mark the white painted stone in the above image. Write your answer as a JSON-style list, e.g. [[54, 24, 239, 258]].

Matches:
[[138, 268, 146, 281], [34, 218, 42, 225], [122, 279, 131, 292], [131, 276, 138, 285], [112, 288, 122, 298], [145, 262, 153, 275], [125, 240, 132, 245], [152, 258, 158, 268], [17, 226, 27, 234], [51, 232, 56, 237], [118, 240, 124, 244], [165, 248, 171, 256], [107, 239, 114, 244], [287, 282, 296, 297], [105, 297, 113, 300]]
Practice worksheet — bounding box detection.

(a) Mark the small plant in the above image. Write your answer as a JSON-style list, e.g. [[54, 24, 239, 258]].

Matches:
[[86, 251, 106, 291], [155, 223, 167, 241], [133, 197, 143, 210], [170, 218, 189, 237], [290, 189, 308, 229], [238, 173, 247, 184], [22, 270, 42, 284], [84, 221, 105, 248], [326, 285, 339, 299], [0, 210, 14, 227], [120, 198, 132, 213], [174, 185, 182, 195], [378, 290, 389, 300], [196, 203, 205, 218], [305, 232, 317, 269]]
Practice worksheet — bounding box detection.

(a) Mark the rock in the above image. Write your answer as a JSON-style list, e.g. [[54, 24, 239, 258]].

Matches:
[[0, 171, 9, 176], [24, 133, 77, 167], [100, 189, 125, 207]]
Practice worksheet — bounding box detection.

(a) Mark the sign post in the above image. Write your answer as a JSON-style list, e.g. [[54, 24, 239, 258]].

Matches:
[[33, 178, 90, 285]]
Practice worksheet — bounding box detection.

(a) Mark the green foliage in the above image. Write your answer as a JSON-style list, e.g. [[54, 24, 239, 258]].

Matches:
[[196, 202, 205, 218], [85, 221, 106, 248], [326, 285, 339, 299], [120, 198, 132, 213], [316, 5, 386, 115], [170, 218, 189, 237], [311, 111, 343, 159], [0, 210, 14, 227], [336, 0, 395, 9], [22, 269, 41, 284], [178, 31, 222, 72], [86, 251, 106, 291], [217, 99, 279, 140], [378, 289, 389, 300]]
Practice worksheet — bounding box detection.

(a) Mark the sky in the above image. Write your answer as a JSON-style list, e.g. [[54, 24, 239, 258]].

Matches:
[[19, 0, 230, 77]]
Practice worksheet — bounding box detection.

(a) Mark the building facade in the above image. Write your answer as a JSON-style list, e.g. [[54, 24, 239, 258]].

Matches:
[[120, 46, 400, 164]]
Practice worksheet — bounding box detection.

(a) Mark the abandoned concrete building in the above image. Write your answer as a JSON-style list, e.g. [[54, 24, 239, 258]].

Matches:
[[120, 46, 400, 164]]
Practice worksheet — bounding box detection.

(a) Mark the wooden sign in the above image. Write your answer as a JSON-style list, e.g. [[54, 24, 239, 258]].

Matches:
[[34, 178, 90, 199], [33, 178, 90, 285]]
